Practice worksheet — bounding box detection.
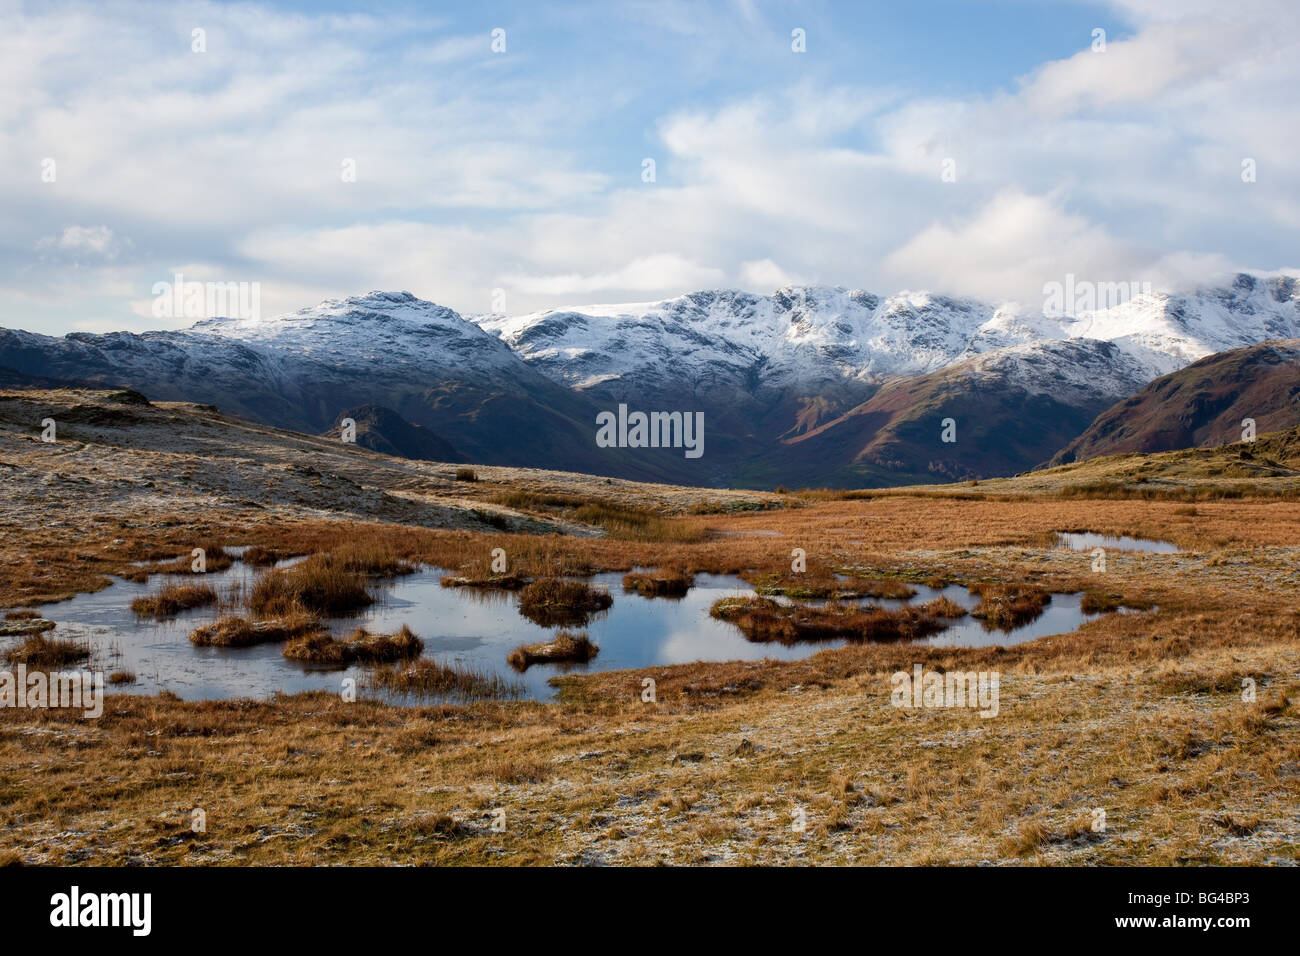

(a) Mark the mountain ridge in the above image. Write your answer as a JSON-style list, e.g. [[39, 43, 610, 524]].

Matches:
[[2, 273, 1297, 488]]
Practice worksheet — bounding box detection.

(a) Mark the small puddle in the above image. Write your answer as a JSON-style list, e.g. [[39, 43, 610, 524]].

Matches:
[[10, 562, 1139, 704], [1056, 532, 1180, 554]]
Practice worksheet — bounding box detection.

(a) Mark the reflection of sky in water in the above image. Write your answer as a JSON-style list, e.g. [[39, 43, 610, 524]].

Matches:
[[21, 564, 1130, 704], [1056, 532, 1180, 553]]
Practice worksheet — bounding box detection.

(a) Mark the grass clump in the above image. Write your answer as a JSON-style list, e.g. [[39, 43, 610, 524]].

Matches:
[[250, 541, 416, 616], [517, 578, 613, 626], [367, 658, 522, 700], [130, 584, 217, 618], [751, 575, 917, 600], [490, 490, 587, 511], [241, 546, 295, 567], [507, 630, 599, 671], [455, 467, 477, 482], [189, 612, 319, 647], [1080, 590, 1155, 614], [2, 634, 90, 666], [440, 573, 530, 590], [572, 502, 710, 543], [107, 670, 136, 685], [283, 624, 423, 666], [324, 541, 416, 577], [969, 584, 1050, 629], [920, 595, 967, 619], [709, 597, 951, 645], [622, 569, 693, 598], [148, 545, 235, 575]]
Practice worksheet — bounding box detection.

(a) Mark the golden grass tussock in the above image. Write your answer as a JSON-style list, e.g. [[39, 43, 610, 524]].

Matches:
[[130, 583, 218, 617], [249, 563, 370, 616], [2, 634, 90, 667], [969, 584, 1051, 629], [507, 630, 599, 671], [920, 595, 968, 619], [622, 568, 694, 597], [282, 624, 424, 666], [709, 596, 952, 645], [241, 545, 297, 566], [571, 503, 712, 543], [189, 612, 319, 647], [749, 573, 917, 600], [248, 541, 416, 616], [367, 658, 522, 700], [517, 578, 613, 626]]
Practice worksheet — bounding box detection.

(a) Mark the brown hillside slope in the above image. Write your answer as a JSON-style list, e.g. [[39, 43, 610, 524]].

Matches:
[[1051, 340, 1300, 465]]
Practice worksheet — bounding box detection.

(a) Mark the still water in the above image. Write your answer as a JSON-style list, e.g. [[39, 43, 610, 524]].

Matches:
[[19, 563, 1129, 704]]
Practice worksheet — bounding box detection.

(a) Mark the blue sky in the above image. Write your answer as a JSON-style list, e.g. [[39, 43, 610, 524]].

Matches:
[[2, 0, 1296, 334]]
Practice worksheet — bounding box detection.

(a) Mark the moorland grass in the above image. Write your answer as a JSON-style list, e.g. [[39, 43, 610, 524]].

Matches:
[[189, 612, 319, 647], [367, 658, 522, 699], [517, 578, 613, 626], [2, 633, 90, 666], [507, 631, 599, 670], [248, 542, 416, 616], [622, 569, 693, 597], [130, 584, 218, 618], [282, 624, 424, 666], [709, 596, 955, 645], [969, 584, 1051, 629]]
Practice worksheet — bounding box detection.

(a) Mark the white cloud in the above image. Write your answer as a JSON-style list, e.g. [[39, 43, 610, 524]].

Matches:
[[37, 225, 124, 259], [738, 258, 804, 290], [503, 254, 726, 296], [1, 0, 1297, 333], [882, 190, 1148, 304]]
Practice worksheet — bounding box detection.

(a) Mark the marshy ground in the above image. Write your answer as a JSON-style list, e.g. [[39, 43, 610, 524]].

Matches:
[[0, 389, 1297, 865]]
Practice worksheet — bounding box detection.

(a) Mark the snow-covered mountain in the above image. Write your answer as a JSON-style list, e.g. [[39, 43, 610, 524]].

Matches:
[[474, 273, 1300, 398], [2, 274, 1297, 488], [0, 291, 650, 477]]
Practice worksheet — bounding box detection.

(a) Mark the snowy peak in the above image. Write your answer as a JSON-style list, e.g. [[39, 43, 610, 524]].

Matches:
[[193, 290, 520, 371], [471, 273, 1300, 397], [1061, 274, 1300, 376]]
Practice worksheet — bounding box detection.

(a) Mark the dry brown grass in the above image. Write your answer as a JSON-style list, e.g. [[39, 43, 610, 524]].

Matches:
[[9, 490, 1300, 614], [249, 562, 371, 617], [2, 634, 90, 667], [517, 578, 613, 627], [920, 595, 967, 619], [622, 569, 693, 597], [747, 572, 918, 600], [129, 584, 217, 618], [241, 545, 296, 566], [247, 542, 416, 617], [0, 594, 1294, 865], [282, 624, 423, 666], [1, 404, 1299, 865], [366, 658, 521, 700], [189, 613, 319, 647], [507, 631, 599, 671], [969, 584, 1051, 629], [709, 596, 951, 645]]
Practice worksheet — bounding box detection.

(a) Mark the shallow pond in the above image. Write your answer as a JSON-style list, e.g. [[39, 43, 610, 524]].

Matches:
[[14, 563, 1136, 704], [1056, 532, 1180, 554]]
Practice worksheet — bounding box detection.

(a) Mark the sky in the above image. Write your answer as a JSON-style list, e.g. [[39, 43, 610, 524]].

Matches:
[[3, 0, 1297, 335]]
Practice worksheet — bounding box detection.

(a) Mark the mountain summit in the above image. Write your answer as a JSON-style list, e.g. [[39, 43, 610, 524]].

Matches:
[[2, 274, 1297, 488]]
